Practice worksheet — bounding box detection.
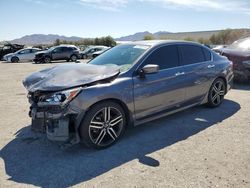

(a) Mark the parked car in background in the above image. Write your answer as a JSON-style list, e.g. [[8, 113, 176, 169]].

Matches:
[[3, 48, 41, 63], [0, 43, 24, 60], [23, 40, 233, 149], [80, 46, 109, 59], [214, 37, 250, 81], [92, 47, 110, 58], [34, 45, 80, 63], [212, 45, 227, 51]]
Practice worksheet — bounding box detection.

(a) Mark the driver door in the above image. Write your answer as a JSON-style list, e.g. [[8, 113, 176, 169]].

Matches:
[[52, 47, 63, 60]]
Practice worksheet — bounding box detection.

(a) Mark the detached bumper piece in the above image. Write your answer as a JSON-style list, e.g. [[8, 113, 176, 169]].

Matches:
[[30, 104, 76, 142]]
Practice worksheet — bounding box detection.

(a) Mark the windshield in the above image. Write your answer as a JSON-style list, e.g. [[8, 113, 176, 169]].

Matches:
[[15, 49, 26, 53], [89, 44, 150, 72], [82, 46, 94, 53], [48, 46, 56, 51], [227, 37, 250, 51]]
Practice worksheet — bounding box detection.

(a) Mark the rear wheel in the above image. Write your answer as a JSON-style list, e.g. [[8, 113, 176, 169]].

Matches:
[[80, 101, 126, 149], [207, 78, 226, 107], [11, 57, 19, 63], [70, 54, 77, 62]]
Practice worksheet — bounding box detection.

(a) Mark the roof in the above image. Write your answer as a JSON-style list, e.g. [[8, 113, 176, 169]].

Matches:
[[126, 40, 201, 47]]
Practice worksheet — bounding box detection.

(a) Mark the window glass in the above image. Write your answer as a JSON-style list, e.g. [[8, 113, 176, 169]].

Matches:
[[143, 45, 179, 70], [3, 46, 11, 50], [203, 48, 211, 61], [62, 47, 69, 52], [19, 49, 30, 54], [53, 47, 63, 53], [31, 49, 38, 53], [89, 44, 149, 72], [179, 45, 205, 65]]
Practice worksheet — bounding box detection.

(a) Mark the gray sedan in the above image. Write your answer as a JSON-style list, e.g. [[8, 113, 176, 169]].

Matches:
[[23, 40, 234, 149], [3, 48, 41, 63]]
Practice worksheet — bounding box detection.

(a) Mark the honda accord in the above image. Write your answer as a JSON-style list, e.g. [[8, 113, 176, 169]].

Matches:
[[23, 40, 234, 149]]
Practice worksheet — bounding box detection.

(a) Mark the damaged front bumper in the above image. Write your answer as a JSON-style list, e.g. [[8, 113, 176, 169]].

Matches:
[[29, 94, 82, 142]]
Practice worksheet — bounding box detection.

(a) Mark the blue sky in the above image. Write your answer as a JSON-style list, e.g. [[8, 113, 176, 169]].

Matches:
[[0, 0, 250, 40]]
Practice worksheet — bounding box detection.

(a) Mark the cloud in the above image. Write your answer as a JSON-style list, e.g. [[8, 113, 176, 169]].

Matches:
[[78, 0, 250, 14], [79, 0, 128, 11], [143, 0, 250, 13]]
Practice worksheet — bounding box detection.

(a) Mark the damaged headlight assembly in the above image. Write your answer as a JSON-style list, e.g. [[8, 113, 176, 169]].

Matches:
[[39, 87, 82, 107]]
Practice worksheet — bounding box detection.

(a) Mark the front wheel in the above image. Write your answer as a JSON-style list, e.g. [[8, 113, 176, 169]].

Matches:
[[80, 101, 126, 149], [207, 78, 226, 107], [11, 57, 19, 63], [44, 56, 51, 63]]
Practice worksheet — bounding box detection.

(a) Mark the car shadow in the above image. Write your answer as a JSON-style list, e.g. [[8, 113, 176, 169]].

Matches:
[[0, 99, 240, 187]]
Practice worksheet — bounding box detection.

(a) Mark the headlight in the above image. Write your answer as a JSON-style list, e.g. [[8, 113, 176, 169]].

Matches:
[[40, 87, 82, 106]]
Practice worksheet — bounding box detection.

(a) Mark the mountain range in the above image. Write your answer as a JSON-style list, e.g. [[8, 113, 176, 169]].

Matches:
[[7, 34, 83, 45], [2, 29, 250, 45]]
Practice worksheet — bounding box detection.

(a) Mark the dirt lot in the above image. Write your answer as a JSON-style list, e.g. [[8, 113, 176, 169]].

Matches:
[[0, 61, 250, 188]]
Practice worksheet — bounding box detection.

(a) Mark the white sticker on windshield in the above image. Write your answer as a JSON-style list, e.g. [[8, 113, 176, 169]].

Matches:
[[133, 45, 149, 50]]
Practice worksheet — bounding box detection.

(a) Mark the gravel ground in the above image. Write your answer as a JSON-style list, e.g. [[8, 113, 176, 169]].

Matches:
[[0, 61, 250, 188]]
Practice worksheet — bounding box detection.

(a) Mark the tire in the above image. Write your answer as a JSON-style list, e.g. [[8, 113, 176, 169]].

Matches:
[[11, 57, 19, 63], [44, 56, 51, 63], [70, 54, 77, 62], [80, 101, 126, 149], [207, 78, 226, 107], [82, 55, 87, 59]]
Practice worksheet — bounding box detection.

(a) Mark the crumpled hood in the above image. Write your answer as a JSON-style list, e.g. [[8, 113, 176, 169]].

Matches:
[[35, 50, 50, 55], [23, 63, 120, 92]]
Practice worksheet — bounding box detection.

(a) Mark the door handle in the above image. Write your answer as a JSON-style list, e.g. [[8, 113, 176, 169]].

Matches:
[[207, 64, 215, 68], [175, 72, 185, 76]]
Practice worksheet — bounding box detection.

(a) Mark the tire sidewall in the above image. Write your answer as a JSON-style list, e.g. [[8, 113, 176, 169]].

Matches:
[[44, 56, 51, 63], [11, 57, 19, 63], [79, 101, 126, 149], [70, 55, 77, 62], [207, 78, 226, 107]]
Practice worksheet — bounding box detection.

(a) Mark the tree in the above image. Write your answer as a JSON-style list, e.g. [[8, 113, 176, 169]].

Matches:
[[144, 35, 154, 40], [198, 37, 211, 45], [209, 29, 250, 45], [183, 37, 194, 41], [54, 39, 61, 46]]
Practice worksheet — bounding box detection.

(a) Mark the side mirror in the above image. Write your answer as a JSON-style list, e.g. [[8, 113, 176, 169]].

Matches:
[[138, 64, 159, 78]]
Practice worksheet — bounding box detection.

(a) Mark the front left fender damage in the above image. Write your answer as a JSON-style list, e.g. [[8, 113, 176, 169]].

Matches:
[[24, 63, 120, 146]]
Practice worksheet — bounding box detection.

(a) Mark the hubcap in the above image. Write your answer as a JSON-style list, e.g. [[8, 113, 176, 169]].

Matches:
[[211, 81, 225, 105], [44, 58, 50, 63], [71, 56, 76, 61], [88, 107, 123, 146]]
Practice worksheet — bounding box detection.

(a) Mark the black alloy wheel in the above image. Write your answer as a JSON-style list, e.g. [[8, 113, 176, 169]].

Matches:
[[80, 101, 126, 149], [207, 78, 226, 107]]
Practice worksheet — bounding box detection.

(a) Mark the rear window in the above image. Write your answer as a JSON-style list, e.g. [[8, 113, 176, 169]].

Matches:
[[179, 44, 205, 65]]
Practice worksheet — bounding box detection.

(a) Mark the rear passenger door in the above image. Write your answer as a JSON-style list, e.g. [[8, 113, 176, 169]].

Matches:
[[178, 44, 212, 104], [133, 45, 187, 120], [62, 47, 71, 59]]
